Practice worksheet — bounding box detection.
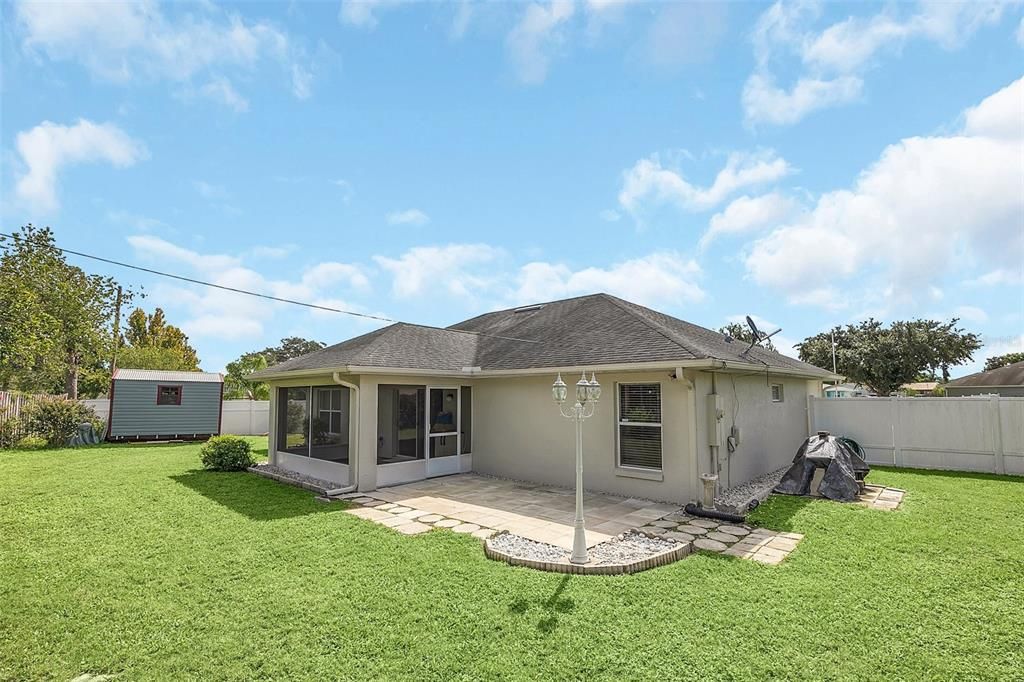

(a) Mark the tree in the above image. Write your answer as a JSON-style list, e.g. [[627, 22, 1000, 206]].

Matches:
[[224, 352, 270, 400], [261, 337, 326, 364], [120, 307, 200, 370], [984, 352, 1024, 371], [797, 318, 981, 395], [222, 337, 324, 401], [0, 225, 133, 397], [718, 322, 777, 353]]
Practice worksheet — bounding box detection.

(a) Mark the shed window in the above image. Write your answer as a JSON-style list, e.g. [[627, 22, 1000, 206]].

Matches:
[[156, 385, 182, 405], [771, 384, 784, 402], [617, 383, 662, 470]]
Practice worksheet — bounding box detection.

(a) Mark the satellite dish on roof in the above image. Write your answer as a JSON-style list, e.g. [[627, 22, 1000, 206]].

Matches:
[[743, 315, 782, 354]]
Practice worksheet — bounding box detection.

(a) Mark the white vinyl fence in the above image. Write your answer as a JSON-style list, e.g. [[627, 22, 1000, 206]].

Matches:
[[220, 400, 270, 436], [81, 398, 269, 436], [809, 395, 1024, 476]]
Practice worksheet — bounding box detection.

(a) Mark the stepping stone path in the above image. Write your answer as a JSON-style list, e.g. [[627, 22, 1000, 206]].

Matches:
[[337, 493, 803, 564], [639, 512, 804, 565], [338, 497, 500, 539], [857, 485, 906, 511]]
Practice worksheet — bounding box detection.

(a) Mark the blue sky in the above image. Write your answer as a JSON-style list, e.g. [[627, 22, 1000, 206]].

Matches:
[[2, 0, 1022, 375]]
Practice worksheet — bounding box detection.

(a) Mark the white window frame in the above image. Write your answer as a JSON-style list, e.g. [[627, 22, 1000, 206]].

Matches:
[[771, 383, 784, 402], [315, 387, 344, 434], [615, 382, 663, 471]]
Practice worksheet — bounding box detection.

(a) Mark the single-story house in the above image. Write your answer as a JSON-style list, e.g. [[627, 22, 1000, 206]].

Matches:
[[945, 361, 1024, 397], [106, 368, 224, 441], [901, 381, 940, 396], [823, 383, 871, 398], [250, 293, 836, 504]]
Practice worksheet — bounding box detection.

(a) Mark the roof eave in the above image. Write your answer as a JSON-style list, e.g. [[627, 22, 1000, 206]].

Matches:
[[252, 359, 837, 382]]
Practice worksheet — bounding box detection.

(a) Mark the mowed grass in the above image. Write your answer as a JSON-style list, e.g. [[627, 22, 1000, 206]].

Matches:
[[2, 440, 1022, 681]]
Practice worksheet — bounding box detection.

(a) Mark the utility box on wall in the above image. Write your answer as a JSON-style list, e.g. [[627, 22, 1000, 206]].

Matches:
[[706, 393, 724, 446]]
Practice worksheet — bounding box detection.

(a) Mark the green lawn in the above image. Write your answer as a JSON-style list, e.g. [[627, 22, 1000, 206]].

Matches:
[[2, 439, 1022, 681]]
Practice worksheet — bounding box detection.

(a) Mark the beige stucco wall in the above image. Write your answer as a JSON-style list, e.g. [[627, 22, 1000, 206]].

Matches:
[[690, 372, 818, 491], [265, 368, 819, 504], [471, 371, 698, 503]]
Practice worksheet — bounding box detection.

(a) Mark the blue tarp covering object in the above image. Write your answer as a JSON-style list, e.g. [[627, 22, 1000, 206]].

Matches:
[[774, 431, 870, 502], [68, 422, 102, 446]]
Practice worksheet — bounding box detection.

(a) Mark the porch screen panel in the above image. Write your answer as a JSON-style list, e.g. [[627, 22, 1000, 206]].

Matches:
[[310, 386, 349, 463], [617, 383, 662, 470], [277, 387, 309, 456]]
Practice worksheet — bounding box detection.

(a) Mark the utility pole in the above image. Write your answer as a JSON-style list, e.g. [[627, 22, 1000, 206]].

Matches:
[[831, 330, 839, 388], [110, 286, 123, 374]]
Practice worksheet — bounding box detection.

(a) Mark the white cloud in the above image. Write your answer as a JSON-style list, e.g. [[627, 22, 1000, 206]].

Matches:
[[15, 0, 312, 106], [450, 0, 474, 39], [14, 118, 147, 213], [301, 262, 371, 290], [375, 244, 504, 298], [618, 150, 792, 218], [194, 180, 228, 200], [127, 235, 370, 340], [744, 1, 1012, 126], [702, 192, 797, 248], [744, 77, 1024, 307], [386, 208, 431, 226], [506, 0, 576, 84], [741, 73, 863, 126], [338, 0, 395, 29], [513, 252, 704, 307], [199, 76, 249, 112], [954, 305, 988, 323], [332, 179, 355, 203], [965, 268, 1024, 287]]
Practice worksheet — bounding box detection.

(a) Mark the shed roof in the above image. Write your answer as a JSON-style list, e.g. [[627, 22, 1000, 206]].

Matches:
[[946, 361, 1024, 388], [113, 368, 224, 383], [253, 293, 834, 379]]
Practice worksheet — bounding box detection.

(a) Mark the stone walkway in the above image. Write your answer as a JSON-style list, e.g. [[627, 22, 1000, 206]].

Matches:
[[857, 484, 905, 510], [332, 474, 806, 566], [636, 512, 803, 565]]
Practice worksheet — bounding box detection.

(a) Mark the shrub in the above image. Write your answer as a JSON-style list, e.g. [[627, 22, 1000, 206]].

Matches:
[[23, 396, 100, 447], [0, 417, 21, 449], [200, 435, 254, 471]]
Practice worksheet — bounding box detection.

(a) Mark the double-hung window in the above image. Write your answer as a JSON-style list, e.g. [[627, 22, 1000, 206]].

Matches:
[[617, 383, 662, 470]]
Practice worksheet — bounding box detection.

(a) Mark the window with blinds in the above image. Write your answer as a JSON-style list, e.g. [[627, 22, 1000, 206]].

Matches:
[[617, 383, 662, 470]]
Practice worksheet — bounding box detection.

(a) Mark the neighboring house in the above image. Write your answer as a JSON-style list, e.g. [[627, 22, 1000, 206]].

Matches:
[[106, 369, 224, 441], [823, 383, 870, 398], [901, 382, 940, 396], [945, 361, 1024, 397], [250, 293, 836, 504]]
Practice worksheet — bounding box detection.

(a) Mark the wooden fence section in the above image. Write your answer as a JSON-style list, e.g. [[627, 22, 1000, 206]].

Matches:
[[809, 395, 1024, 476], [1, 391, 69, 441]]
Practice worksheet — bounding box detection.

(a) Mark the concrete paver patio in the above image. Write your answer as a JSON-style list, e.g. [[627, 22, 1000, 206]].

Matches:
[[359, 474, 680, 550]]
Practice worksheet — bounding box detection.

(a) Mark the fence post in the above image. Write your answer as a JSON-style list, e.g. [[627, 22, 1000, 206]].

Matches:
[[990, 396, 1006, 475], [806, 394, 816, 436], [891, 396, 903, 467]]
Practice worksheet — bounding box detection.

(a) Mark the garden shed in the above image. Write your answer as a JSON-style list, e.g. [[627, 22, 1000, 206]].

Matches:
[[106, 369, 224, 441]]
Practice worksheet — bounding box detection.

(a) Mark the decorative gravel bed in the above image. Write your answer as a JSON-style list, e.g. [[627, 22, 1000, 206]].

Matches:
[[248, 464, 345, 494], [715, 466, 789, 514], [587, 531, 681, 565], [488, 532, 569, 563], [485, 530, 690, 574]]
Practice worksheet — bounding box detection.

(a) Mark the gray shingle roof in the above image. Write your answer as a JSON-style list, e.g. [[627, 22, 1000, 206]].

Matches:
[[252, 293, 833, 378], [946, 361, 1024, 387]]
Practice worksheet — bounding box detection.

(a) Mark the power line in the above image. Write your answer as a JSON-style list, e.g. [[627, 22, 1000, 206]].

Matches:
[[0, 231, 539, 344]]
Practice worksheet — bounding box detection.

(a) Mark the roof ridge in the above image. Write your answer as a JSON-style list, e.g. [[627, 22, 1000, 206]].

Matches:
[[598, 294, 708, 360]]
